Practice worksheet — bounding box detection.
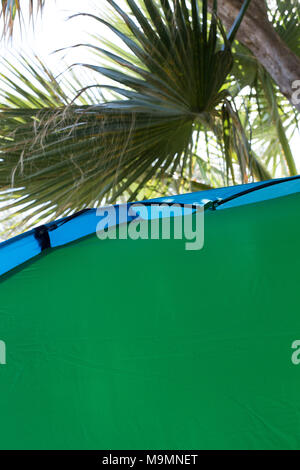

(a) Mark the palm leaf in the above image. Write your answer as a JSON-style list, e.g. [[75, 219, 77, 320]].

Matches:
[[229, 0, 300, 177], [1, 0, 45, 37], [272, 0, 300, 58]]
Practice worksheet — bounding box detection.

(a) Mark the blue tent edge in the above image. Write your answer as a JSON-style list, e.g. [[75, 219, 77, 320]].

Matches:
[[1, 175, 300, 277]]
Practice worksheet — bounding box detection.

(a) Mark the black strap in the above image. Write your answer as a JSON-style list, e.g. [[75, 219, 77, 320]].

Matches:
[[214, 175, 300, 209], [34, 225, 51, 252]]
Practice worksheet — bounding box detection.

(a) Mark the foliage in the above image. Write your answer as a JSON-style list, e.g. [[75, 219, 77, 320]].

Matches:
[[0, 0, 299, 233], [1, 0, 45, 38]]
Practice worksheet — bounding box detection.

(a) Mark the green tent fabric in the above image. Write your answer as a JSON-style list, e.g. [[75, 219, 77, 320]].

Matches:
[[1, 180, 300, 449]]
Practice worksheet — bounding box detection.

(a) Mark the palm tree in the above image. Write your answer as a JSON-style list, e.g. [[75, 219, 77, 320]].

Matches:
[[0, 0, 299, 235], [1, 0, 45, 37]]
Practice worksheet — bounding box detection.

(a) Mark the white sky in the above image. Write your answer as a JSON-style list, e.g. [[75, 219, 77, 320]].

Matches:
[[0, 1, 108, 70]]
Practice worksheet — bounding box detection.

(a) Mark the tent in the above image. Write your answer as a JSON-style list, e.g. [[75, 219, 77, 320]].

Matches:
[[1, 175, 300, 450]]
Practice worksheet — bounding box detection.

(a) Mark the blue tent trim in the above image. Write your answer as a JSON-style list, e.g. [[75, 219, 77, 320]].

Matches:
[[1, 175, 300, 277]]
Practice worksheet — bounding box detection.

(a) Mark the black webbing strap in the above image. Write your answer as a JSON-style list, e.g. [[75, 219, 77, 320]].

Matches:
[[34, 225, 51, 252], [214, 175, 300, 209], [33, 209, 90, 252]]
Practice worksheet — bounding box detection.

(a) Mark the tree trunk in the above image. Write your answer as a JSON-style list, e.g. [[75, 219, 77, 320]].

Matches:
[[209, 0, 300, 112]]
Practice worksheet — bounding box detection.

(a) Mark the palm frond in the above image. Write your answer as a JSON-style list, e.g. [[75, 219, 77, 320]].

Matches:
[[229, 0, 300, 177], [271, 0, 300, 58]]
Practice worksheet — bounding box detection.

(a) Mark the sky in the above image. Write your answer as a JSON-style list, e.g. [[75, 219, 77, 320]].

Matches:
[[1, 1, 106, 68]]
